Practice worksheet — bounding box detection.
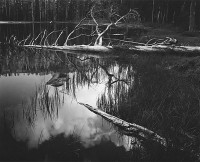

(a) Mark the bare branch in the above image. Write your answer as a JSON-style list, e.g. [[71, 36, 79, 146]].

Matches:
[[103, 38, 146, 46], [19, 6, 143, 50], [146, 37, 177, 46], [67, 32, 96, 42], [44, 29, 64, 46], [24, 34, 31, 45], [64, 17, 88, 46], [40, 30, 47, 45], [115, 9, 140, 25], [18, 34, 31, 45], [90, 6, 114, 46], [94, 23, 114, 46], [30, 38, 35, 45], [110, 79, 129, 85], [33, 31, 43, 44], [53, 31, 64, 46], [90, 6, 101, 35]]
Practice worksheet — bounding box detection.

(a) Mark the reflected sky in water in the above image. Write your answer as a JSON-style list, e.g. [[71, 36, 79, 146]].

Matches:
[[0, 73, 132, 152], [1, 22, 200, 161], [1, 44, 198, 161]]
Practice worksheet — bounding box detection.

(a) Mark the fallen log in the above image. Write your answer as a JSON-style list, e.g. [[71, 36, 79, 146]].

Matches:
[[23, 44, 113, 53], [130, 44, 200, 55], [18, 6, 199, 56], [23, 44, 200, 56], [78, 102, 167, 147]]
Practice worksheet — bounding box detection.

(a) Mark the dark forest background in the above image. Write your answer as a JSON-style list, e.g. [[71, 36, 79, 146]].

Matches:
[[0, 0, 199, 31]]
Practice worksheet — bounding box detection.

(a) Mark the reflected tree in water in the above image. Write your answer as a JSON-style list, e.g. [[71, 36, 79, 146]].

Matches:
[[96, 55, 200, 159], [1, 45, 200, 160]]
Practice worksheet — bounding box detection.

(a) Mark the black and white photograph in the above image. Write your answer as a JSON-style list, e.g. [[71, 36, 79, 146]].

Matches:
[[0, 0, 200, 161]]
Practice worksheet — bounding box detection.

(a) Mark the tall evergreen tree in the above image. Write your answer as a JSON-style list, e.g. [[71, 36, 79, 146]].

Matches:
[[189, 0, 196, 31]]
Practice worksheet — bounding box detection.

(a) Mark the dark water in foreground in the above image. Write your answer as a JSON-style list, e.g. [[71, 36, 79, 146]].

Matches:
[[0, 48, 140, 161], [0, 23, 200, 161]]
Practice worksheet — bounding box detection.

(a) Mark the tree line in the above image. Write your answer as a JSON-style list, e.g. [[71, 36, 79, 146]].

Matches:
[[0, 0, 199, 31]]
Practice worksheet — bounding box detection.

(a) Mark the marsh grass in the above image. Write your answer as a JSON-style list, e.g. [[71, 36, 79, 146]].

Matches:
[[2, 41, 200, 160], [97, 55, 200, 160], [0, 44, 69, 75]]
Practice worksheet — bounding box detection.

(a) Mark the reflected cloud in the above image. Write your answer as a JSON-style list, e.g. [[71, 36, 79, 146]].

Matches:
[[0, 73, 133, 152]]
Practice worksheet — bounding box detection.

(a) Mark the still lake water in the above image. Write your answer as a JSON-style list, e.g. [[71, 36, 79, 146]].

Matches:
[[0, 23, 200, 161]]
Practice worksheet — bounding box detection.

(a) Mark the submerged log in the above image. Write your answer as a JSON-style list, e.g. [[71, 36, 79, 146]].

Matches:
[[23, 44, 200, 56], [79, 102, 167, 147]]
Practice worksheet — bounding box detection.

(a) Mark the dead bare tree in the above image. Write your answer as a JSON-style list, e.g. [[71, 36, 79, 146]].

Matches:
[[20, 5, 140, 46], [16, 5, 200, 56]]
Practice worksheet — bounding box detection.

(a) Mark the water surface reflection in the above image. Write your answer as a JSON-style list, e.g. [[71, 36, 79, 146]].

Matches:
[[1, 40, 199, 161], [0, 57, 135, 161]]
